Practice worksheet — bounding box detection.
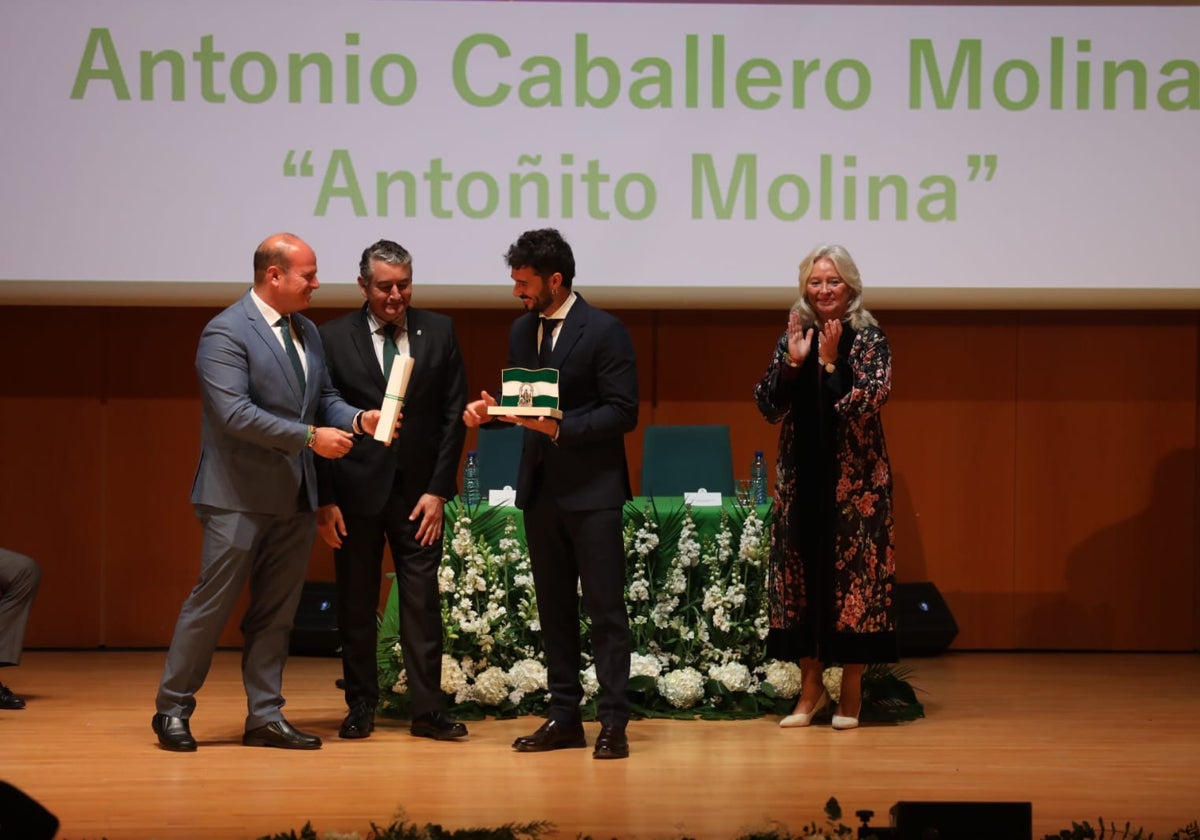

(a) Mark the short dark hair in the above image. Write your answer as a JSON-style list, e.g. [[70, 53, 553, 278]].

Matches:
[[359, 239, 412, 283], [504, 228, 575, 289]]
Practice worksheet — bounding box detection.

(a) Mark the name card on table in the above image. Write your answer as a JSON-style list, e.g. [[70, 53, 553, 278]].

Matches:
[[683, 489, 723, 507], [488, 487, 517, 507], [375, 355, 415, 443]]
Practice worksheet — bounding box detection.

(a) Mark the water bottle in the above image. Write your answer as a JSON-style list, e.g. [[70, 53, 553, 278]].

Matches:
[[750, 450, 768, 505], [462, 450, 481, 505]]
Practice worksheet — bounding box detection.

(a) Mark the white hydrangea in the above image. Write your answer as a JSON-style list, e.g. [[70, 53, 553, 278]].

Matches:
[[761, 659, 802, 699], [507, 658, 548, 692], [707, 661, 752, 693], [656, 667, 705, 709], [629, 651, 664, 679], [580, 664, 600, 699], [390, 668, 408, 695], [470, 665, 510, 707], [440, 655, 466, 695], [821, 666, 844, 702]]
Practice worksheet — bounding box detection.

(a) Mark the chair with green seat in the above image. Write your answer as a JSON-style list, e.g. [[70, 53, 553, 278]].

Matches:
[[475, 425, 524, 495], [640, 424, 735, 498]]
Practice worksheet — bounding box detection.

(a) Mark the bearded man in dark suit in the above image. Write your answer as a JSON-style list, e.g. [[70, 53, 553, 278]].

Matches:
[[317, 239, 468, 741], [463, 228, 639, 759]]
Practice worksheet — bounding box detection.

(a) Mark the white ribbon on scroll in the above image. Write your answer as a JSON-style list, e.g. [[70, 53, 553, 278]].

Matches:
[[375, 355, 414, 443]]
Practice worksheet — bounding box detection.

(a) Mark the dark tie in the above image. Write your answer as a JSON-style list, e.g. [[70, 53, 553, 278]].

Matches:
[[276, 316, 306, 391], [381, 323, 399, 379], [538, 317, 558, 367]]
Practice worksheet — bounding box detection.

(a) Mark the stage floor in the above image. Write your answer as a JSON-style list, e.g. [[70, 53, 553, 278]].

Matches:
[[2, 650, 1198, 839]]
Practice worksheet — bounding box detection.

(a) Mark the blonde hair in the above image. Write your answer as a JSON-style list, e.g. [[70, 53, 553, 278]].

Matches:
[[791, 243, 878, 330]]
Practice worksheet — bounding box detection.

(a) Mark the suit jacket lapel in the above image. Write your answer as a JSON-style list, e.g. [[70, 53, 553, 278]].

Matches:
[[550, 295, 587, 367], [243, 293, 305, 406], [350, 304, 387, 392], [292, 314, 316, 411], [406, 309, 424, 386]]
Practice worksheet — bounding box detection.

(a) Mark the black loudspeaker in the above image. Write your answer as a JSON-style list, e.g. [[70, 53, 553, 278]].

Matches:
[[890, 800, 1032, 840], [0, 780, 59, 840], [895, 581, 958, 657], [289, 581, 340, 656]]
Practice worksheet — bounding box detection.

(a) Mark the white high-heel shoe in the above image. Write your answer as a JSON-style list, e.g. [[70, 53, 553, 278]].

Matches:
[[831, 702, 860, 731], [779, 691, 829, 728]]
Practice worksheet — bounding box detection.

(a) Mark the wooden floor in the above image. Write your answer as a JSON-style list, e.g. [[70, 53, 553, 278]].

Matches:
[[2, 651, 1199, 840]]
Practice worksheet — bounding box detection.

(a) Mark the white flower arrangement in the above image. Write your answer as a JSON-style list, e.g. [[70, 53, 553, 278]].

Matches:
[[378, 499, 920, 722], [761, 659, 803, 699], [657, 666, 706, 709]]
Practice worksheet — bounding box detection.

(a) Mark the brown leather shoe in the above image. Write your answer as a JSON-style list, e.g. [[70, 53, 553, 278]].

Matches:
[[411, 710, 467, 740], [243, 719, 322, 750], [512, 718, 586, 752], [592, 724, 629, 759], [151, 714, 197, 752]]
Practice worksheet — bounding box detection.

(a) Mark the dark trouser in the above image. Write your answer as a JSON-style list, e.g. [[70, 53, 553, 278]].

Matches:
[[335, 493, 445, 717], [524, 497, 631, 728]]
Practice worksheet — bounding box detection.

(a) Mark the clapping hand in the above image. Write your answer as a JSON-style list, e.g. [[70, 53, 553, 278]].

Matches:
[[786, 310, 812, 365]]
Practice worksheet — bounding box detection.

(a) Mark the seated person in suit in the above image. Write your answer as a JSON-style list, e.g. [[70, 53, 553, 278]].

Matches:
[[0, 548, 40, 709]]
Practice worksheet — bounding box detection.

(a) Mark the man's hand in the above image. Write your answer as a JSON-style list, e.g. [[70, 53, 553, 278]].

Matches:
[[462, 391, 497, 428], [409, 493, 446, 547], [317, 504, 347, 548], [512, 414, 559, 439], [312, 427, 354, 458], [361, 408, 400, 441]]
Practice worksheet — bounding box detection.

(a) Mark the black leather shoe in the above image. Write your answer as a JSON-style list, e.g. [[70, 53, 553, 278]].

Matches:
[[151, 714, 197, 752], [0, 683, 26, 710], [512, 718, 586, 752], [243, 719, 322, 750], [593, 724, 630, 759], [410, 710, 467, 740], [338, 705, 376, 739]]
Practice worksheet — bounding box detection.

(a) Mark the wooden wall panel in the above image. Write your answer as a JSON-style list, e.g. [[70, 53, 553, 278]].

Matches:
[[1, 305, 1197, 652], [1013, 319, 1197, 650], [884, 317, 1019, 649], [0, 398, 106, 647], [651, 311, 782, 489]]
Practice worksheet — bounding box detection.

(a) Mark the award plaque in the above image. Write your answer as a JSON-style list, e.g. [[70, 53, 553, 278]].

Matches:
[[486, 367, 563, 420]]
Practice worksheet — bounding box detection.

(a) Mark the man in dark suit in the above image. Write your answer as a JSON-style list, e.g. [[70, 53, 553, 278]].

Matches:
[[153, 233, 391, 752], [463, 228, 638, 759], [316, 239, 468, 741]]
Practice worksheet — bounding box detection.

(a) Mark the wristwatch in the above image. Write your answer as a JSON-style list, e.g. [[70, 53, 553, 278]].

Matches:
[[822, 360, 836, 374]]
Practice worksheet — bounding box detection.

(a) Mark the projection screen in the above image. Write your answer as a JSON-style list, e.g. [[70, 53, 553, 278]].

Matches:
[[1, 1, 1197, 308]]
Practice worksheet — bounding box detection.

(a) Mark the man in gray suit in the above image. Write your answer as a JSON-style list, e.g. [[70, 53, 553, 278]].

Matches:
[[152, 232, 393, 752]]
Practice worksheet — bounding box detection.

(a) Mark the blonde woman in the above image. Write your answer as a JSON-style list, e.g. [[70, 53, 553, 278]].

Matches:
[[754, 244, 897, 731]]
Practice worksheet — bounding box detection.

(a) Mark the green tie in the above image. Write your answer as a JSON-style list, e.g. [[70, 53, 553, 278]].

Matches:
[[381, 323, 399, 379], [276, 316, 306, 391]]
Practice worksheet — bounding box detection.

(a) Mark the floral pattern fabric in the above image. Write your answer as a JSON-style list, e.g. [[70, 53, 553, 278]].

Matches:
[[754, 323, 897, 664]]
